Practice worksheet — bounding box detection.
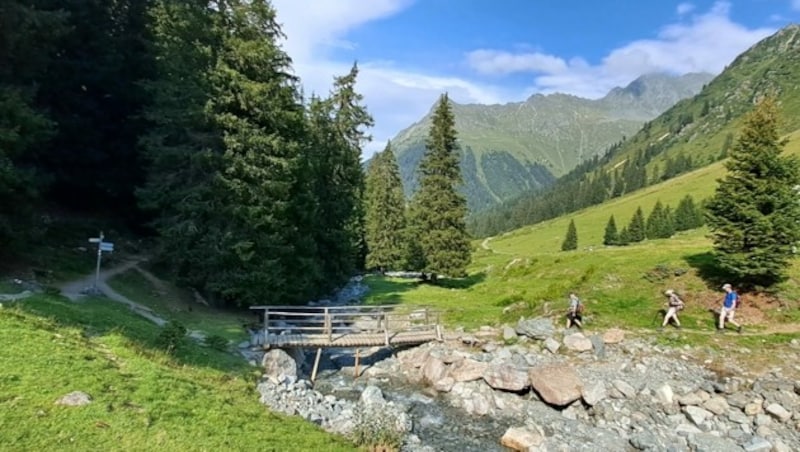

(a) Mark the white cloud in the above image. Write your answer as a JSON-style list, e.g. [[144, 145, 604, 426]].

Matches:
[[677, 2, 695, 15], [271, 0, 513, 158], [466, 49, 568, 75], [465, 1, 775, 99]]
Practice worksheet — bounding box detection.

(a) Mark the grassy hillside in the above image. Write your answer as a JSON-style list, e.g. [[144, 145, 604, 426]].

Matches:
[[363, 130, 800, 344], [0, 292, 354, 451]]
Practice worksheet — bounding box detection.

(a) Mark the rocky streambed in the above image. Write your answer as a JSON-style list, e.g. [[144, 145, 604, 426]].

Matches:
[[250, 315, 800, 452]]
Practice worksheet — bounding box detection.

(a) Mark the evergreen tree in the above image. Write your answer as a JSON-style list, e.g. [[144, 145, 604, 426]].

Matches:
[[618, 226, 631, 245], [408, 93, 471, 280], [0, 1, 66, 247], [307, 64, 374, 288], [706, 98, 800, 287], [561, 219, 578, 251], [674, 195, 704, 231], [603, 215, 619, 246], [364, 142, 407, 272], [646, 200, 674, 239], [627, 207, 646, 243]]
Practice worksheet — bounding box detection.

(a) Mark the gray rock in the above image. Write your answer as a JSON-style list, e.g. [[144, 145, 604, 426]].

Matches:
[[360, 385, 385, 406], [433, 376, 455, 392], [765, 403, 792, 422], [582, 380, 607, 406], [726, 392, 750, 409], [515, 318, 555, 340], [683, 405, 713, 426], [742, 436, 772, 452], [687, 433, 740, 452], [602, 328, 625, 344], [502, 326, 517, 341], [745, 401, 763, 415], [656, 384, 674, 405], [754, 413, 771, 426], [563, 332, 593, 352], [544, 337, 560, 354], [629, 430, 660, 451], [678, 392, 704, 406], [261, 349, 297, 382], [590, 334, 606, 358], [703, 396, 730, 415], [675, 423, 702, 436], [55, 391, 92, 406], [612, 379, 637, 399], [727, 410, 750, 424]]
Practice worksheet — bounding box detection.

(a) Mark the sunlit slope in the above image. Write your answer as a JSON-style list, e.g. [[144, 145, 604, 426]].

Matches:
[[485, 129, 800, 257]]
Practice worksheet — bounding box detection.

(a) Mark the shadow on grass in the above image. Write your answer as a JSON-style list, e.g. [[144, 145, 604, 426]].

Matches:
[[436, 272, 487, 289], [684, 251, 737, 290], [14, 294, 250, 374]]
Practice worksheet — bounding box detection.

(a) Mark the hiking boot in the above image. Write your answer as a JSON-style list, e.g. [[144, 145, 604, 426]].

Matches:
[[737, 326, 743, 334]]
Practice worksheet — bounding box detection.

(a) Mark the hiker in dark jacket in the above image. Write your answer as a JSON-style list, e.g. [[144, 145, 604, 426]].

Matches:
[[566, 292, 583, 329]]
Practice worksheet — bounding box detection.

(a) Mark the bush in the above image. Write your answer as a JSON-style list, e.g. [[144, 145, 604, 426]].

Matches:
[[204, 334, 229, 351], [156, 320, 186, 354], [349, 405, 404, 452]]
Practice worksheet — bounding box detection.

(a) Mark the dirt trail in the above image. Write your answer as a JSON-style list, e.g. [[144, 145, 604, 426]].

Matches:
[[58, 256, 169, 326]]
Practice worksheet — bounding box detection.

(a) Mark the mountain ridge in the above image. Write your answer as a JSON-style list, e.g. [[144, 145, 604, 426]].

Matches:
[[390, 71, 713, 212]]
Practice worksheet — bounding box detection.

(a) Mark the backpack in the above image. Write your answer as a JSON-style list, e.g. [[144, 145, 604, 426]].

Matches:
[[576, 302, 585, 314]]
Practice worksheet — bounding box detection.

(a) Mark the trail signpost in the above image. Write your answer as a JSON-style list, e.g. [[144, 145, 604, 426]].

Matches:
[[88, 232, 114, 290]]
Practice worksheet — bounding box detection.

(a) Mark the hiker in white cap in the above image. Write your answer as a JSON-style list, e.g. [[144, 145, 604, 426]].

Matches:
[[718, 283, 742, 333], [660, 289, 684, 330]]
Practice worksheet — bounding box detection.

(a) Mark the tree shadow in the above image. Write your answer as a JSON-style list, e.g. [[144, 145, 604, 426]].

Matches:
[[683, 251, 736, 290], [428, 271, 487, 289]]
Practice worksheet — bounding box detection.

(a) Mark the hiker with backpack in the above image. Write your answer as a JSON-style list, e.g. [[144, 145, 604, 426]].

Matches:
[[718, 283, 743, 333], [660, 289, 685, 330], [566, 292, 583, 329]]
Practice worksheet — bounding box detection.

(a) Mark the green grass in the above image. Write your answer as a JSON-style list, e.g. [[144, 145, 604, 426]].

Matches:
[[107, 269, 251, 343], [364, 135, 800, 338], [0, 294, 354, 451]]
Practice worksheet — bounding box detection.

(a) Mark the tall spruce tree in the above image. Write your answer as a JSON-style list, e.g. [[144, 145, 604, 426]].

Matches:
[[408, 93, 471, 280], [706, 98, 800, 287], [138, 0, 223, 293], [646, 200, 674, 239], [364, 142, 407, 272], [674, 195, 704, 231], [0, 1, 66, 247], [603, 215, 619, 246], [627, 207, 646, 243], [561, 219, 578, 251]]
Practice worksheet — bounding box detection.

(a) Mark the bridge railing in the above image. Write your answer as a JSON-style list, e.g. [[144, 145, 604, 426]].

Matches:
[[249, 304, 442, 343]]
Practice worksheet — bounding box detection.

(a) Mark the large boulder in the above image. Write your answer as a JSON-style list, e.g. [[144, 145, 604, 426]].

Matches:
[[422, 355, 449, 385], [261, 349, 297, 383], [563, 332, 593, 352], [450, 358, 488, 382], [483, 364, 529, 392], [528, 365, 583, 407], [515, 318, 554, 340]]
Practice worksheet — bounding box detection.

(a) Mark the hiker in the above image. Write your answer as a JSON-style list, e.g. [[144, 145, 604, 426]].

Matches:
[[660, 289, 684, 330], [566, 292, 583, 329], [718, 283, 742, 333]]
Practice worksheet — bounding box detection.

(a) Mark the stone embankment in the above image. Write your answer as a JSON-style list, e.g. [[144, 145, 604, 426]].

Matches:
[[253, 313, 800, 452]]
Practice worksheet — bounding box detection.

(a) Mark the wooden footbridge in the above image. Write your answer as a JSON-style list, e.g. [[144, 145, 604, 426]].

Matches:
[[249, 304, 444, 380]]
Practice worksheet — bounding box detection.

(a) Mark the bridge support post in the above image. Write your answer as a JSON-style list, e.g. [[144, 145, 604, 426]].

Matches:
[[311, 347, 322, 384], [354, 348, 360, 379]]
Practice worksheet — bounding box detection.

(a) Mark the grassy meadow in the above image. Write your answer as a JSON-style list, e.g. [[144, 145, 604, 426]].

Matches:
[[363, 130, 800, 347], [0, 293, 354, 451]]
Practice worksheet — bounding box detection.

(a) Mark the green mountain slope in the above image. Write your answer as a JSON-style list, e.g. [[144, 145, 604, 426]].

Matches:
[[603, 24, 800, 184], [391, 72, 712, 212], [469, 24, 800, 237]]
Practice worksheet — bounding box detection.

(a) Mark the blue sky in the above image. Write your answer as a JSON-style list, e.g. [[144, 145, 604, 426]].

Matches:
[[271, 0, 800, 157]]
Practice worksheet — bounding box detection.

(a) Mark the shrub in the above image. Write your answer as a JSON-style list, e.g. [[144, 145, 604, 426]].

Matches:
[[156, 320, 186, 354], [205, 334, 229, 351], [349, 405, 404, 452]]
